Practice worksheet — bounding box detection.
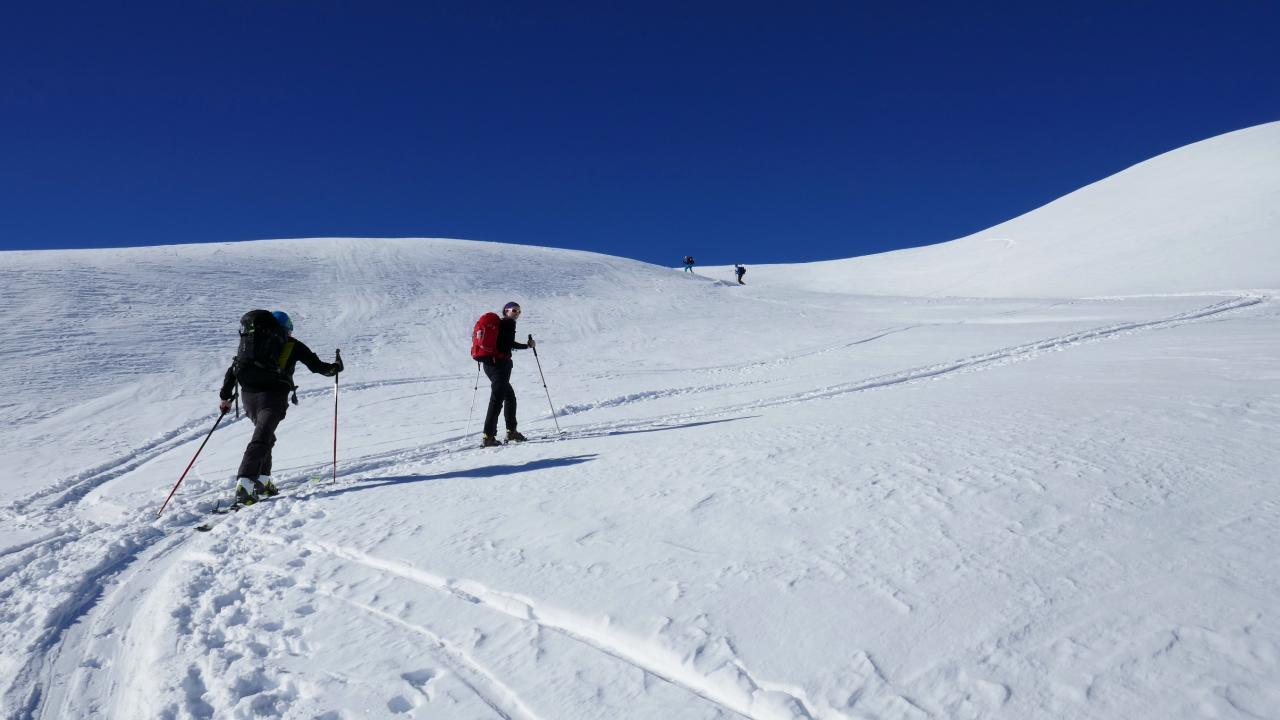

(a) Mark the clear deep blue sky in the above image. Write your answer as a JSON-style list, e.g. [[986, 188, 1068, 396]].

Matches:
[[3, 2, 1277, 266]]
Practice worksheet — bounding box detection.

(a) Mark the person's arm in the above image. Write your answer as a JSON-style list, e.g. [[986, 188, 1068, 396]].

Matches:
[[219, 362, 237, 400], [217, 361, 236, 412], [293, 341, 342, 376]]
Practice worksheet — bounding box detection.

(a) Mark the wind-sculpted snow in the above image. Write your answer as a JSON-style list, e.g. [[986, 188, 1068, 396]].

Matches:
[[3, 124, 1280, 719]]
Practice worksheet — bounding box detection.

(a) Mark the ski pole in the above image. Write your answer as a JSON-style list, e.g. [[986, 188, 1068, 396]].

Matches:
[[156, 410, 227, 517], [462, 361, 481, 446], [332, 349, 341, 484], [529, 334, 562, 433]]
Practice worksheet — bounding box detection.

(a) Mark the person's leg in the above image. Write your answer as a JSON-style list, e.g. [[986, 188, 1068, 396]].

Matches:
[[500, 362, 517, 432], [254, 394, 288, 478], [482, 361, 504, 438], [237, 389, 288, 479], [237, 389, 264, 480]]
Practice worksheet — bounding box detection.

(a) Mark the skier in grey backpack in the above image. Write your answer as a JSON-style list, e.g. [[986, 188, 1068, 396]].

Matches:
[[218, 310, 343, 504]]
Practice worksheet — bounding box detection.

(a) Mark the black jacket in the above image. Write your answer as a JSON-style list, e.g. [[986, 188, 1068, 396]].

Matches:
[[220, 339, 339, 399]]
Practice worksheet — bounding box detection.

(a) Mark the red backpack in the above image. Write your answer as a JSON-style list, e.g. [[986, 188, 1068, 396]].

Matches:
[[471, 312, 504, 360]]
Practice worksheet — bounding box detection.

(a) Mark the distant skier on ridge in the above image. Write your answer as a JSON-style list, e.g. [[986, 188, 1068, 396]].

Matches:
[[683, 255, 696, 273], [218, 310, 343, 505], [470, 302, 535, 447], [734, 264, 747, 284]]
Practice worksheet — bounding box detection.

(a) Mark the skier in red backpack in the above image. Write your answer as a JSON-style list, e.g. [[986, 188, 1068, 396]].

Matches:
[[472, 301, 535, 447]]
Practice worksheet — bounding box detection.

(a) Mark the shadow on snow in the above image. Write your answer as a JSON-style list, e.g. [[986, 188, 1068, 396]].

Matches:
[[546, 416, 756, 443], [307, 454, 599, 500]]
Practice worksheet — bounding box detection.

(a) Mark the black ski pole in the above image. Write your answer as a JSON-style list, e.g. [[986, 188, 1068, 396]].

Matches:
[[332, 349, 341, 483], [156, 410, 227, 517], [529, 334, 562, 433], [463, 361, 481, 447]]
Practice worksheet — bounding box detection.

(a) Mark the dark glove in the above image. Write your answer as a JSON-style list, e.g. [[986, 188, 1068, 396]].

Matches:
[[334, 349, 344, 373]]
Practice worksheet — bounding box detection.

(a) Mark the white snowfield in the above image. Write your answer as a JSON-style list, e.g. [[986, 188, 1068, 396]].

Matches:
[[1, 122, 1277, 720]]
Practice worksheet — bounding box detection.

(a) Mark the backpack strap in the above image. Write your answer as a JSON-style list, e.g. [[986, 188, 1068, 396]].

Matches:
[[277, 340, 296, 370], [277, 339, 301, 404]]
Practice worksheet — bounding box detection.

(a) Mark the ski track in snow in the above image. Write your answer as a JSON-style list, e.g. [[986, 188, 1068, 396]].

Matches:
[[1, 373, 465, 519], [0, 292, 1269, 719], [262, 534, 795, 720], [557, 295, 1264, 427], [315, 589, 547, 720], [39, 531, 192, 719], [6, 294, 1261, 527]]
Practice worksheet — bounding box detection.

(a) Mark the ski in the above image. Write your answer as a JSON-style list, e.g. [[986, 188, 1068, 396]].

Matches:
[[508, 432, 570, 445], [194, 498, 244, 531], [193, 492, 282, 531]]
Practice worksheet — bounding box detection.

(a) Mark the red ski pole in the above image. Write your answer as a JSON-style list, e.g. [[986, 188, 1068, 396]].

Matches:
[[156, 410, 227, 517]]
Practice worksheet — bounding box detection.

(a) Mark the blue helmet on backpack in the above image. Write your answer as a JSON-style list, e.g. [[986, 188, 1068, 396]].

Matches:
[[272, 311, 293, 332]]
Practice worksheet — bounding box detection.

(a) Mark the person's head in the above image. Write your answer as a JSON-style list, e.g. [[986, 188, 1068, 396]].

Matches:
[[272, 310, 294, 336], [502, 301, 522, 319]]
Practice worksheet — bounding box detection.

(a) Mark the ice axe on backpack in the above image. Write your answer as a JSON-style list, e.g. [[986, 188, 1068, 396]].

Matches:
[[529, 334, 562, 433]]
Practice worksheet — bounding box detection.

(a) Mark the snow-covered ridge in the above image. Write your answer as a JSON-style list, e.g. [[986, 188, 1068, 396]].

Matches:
[[743, 120, 1280, 298]]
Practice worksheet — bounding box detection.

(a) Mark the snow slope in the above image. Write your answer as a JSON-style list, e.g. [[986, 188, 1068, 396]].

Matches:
[[746, 120, 1280, 298], [1, 124, 1278, 720]]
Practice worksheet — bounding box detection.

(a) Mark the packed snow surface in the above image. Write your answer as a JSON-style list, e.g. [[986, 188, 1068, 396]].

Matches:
[[1, 122, 1278, 719]]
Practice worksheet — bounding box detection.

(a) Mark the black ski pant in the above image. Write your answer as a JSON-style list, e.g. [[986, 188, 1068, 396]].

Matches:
[[237, 388, 289, 479], [481, 358, 517, 437]]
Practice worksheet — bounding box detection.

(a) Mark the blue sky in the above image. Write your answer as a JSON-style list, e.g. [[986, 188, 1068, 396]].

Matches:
[[2, 2, 1277, 266]]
